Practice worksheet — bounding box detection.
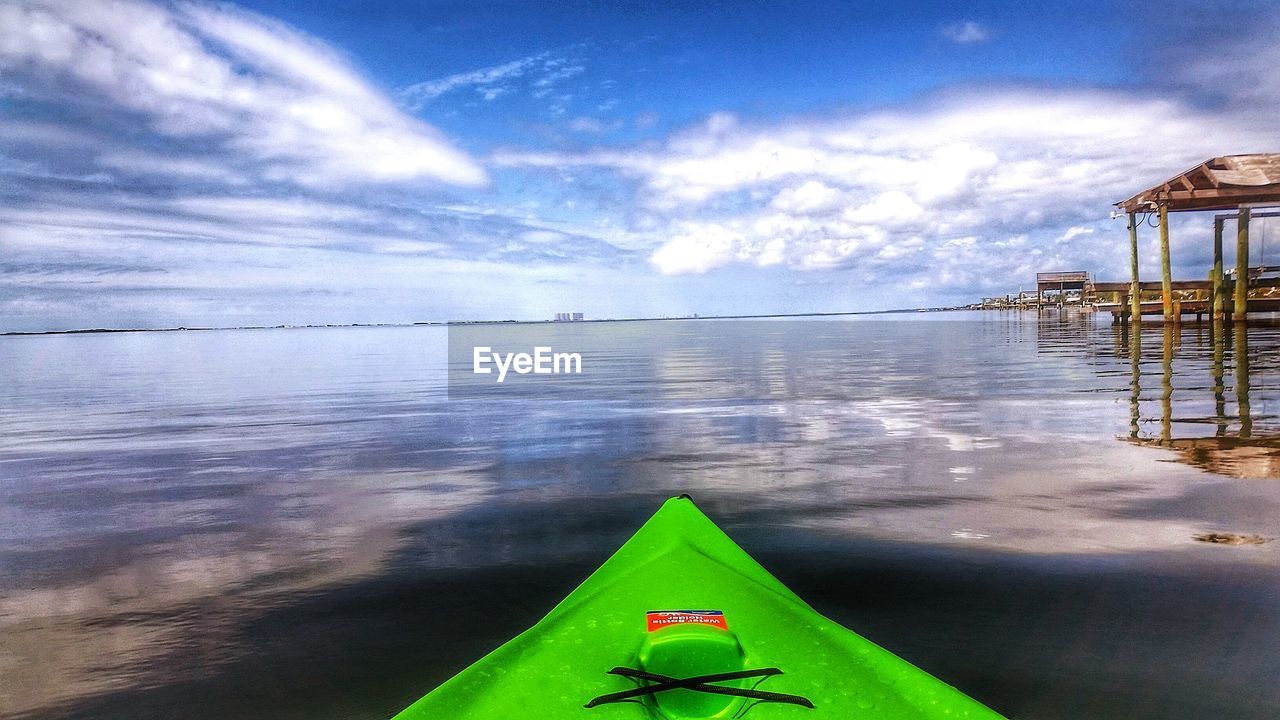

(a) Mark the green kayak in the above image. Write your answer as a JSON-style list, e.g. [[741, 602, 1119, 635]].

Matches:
[[392, 495, 1005, 719]]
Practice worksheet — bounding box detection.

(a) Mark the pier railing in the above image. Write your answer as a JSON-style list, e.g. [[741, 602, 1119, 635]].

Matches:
[[1091, 276, 1280, 318], [1035, 271, 1090, 285]]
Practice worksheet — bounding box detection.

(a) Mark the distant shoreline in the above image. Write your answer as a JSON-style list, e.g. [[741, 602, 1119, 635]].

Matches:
[[0, 306, 969, 336]]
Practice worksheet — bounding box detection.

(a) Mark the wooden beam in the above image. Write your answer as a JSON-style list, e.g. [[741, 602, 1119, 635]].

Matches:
[[1093, 278, 1280, 293], [1115, 154, 1280, 211], [1128, 212, 1141, 324], [1118, 186, 1280, 213], [1234, 207, 1250, 322], [1160, 186, 1280, 200], [1104, 298, 1280, 316], [1159, 203, 1173, 322], [1200, 162, 1221, 188]]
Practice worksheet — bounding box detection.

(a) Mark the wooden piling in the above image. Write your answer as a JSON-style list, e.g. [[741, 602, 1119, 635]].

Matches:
[[1233, 207, 1250, 322], [1212, 217, 1225, 321], [1158, 203, 1173, 323], [1207, 268, 1216, 339], [1128, 212, 1141, 324]]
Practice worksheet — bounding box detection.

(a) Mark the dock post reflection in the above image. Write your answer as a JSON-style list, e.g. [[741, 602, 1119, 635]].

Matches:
[[1124, 314, 1275, 478], [1234, 323, 1252, 438], [1212, 319, 1227, 437], [1160, 325, 1174, 443], [1128, 322, 1141, 439]]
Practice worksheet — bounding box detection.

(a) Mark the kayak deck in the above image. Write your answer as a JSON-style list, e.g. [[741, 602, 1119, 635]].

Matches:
[[391, 496, 1005, 719]]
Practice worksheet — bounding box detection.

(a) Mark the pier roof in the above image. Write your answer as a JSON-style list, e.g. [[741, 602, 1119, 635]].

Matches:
[[1116, 154, 1280, 213]]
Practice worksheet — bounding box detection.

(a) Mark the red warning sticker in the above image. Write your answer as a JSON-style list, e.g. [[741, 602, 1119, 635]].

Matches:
[[646, 610, 728, 632]]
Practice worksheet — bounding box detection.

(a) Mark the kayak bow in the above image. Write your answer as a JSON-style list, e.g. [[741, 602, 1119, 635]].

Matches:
[[391, 495, 1005, 719]]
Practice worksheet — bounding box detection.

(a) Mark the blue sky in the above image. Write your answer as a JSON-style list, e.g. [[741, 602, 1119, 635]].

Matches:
[[2, 0, 1279, 330]]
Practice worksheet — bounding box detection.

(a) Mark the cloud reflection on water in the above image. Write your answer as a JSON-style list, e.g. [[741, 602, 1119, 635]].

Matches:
[[2, 315, 1279, 717]]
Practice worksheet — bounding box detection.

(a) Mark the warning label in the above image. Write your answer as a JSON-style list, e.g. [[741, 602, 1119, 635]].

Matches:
[[645, 610, 728, 632]]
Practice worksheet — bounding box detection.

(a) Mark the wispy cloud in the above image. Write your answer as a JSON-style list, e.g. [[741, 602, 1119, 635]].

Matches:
[[568, 116, 623, 134], [941, 21, 991, 45], [0, 0, 485, 188], [400, 52, 553, 108], [531, 58, 586, 98], [0, 182, 636, 330], [0, 1, 629, 330], [399, 50, 586, 110]]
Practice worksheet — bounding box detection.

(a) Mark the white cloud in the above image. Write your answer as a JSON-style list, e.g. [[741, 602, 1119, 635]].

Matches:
[[770, 181, 842, 213], [941, 21, 990, 45], [650, 223, 740, 275], [0, 0, 485, 188], [1058, 226, 1094, 242], [498, 85, 1277, 279]]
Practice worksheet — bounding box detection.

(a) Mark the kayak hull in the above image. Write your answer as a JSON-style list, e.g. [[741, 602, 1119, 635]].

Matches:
[[392, 496, 1005, 719]]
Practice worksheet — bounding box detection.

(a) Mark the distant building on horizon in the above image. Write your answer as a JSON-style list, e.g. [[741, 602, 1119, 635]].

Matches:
[[553, 312, 585, 322]]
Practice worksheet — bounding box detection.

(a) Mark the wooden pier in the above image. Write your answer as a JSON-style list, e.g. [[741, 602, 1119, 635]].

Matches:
[[1092, 276, 1280, 321], [1113, 154, 1280, 324], [1035, 271, 1090, 307]]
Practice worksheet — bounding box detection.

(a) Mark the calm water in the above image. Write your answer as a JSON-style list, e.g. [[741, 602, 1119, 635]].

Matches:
[[2, 312, 1279, 719]]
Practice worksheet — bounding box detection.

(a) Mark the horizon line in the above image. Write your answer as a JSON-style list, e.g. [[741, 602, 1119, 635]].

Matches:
[[0, 306, 968, 336]]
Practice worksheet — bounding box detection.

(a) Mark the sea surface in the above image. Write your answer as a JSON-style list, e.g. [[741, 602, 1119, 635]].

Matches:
[[2, 311, 1279, 719]]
